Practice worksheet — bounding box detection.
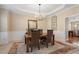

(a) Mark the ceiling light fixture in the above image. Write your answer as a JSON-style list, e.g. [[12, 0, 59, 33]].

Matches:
[[37, 4, 44, 20]]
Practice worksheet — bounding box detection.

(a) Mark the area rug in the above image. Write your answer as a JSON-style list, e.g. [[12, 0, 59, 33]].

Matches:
[[50, 45, 75, 54], [8, 41, 77, 54], [17, 42, 65, 54]]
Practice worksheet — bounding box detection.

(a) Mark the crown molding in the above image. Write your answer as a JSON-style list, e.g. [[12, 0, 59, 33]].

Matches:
[[0, 4, 78, 17], [50, 4, 78, 16]]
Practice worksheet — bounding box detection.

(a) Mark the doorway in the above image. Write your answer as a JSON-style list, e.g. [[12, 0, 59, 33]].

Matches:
[[65, 14, 79, 43]]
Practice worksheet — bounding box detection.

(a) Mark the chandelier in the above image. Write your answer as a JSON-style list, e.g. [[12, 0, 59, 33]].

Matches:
[[34, 4, 46, 20], [35, 4, 44, 20], [38, 4, 42, 20]]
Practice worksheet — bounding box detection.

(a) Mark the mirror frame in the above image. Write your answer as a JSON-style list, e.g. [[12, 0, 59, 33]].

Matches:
[[28, 20, 38, 32]]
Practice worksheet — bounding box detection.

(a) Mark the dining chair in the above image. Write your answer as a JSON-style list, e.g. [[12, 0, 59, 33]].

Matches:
[[47, 30, 55, 45], [40, 30, 54, 48], [30, 30, 41, 52]]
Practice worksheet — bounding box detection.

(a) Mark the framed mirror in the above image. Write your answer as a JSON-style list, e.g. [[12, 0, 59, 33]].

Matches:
[[28, 20, 38, 33]]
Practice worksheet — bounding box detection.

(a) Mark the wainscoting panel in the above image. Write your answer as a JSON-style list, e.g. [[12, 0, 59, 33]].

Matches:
[[54, 31, 66, 42], [0, 31, 26, 44], [8, 31, 25, 42], [0, 32, 8, 44], [0, 31, 66, 44]]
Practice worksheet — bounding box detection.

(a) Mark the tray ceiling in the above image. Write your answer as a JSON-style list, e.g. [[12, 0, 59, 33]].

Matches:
[[0, 4, 76, 16]]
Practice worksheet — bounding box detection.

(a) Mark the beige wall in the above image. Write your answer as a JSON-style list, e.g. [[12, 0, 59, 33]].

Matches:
[[8, 12, 48, 32], [54, 5, 79, 32], [38, 20, 48, 32], [9, 12, 28, 31]]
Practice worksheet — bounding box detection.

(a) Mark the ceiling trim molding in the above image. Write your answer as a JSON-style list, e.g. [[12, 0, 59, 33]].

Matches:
[[0, 4, 78, 17], [0, 5, 66, 16], [51, 5, 78, 16], [45, 5, 65, 16]]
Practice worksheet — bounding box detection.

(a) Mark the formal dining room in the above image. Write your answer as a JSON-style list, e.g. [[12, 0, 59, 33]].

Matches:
[[0, 4, 79, 54]]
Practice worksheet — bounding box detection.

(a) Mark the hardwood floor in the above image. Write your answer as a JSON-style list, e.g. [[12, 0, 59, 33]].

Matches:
[[0, 43, 12, 54], [67, 37, 79, 43]]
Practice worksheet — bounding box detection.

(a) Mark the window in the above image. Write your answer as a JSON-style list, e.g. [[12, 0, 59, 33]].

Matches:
[[51, 16, 57, 30]]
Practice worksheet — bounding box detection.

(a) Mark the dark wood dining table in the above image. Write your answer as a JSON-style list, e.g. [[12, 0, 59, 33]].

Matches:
[[24, 33, 54, 52], [24, 33, 48, 52], [25, 33, 47, 44], [25, 33, 55, 45]]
